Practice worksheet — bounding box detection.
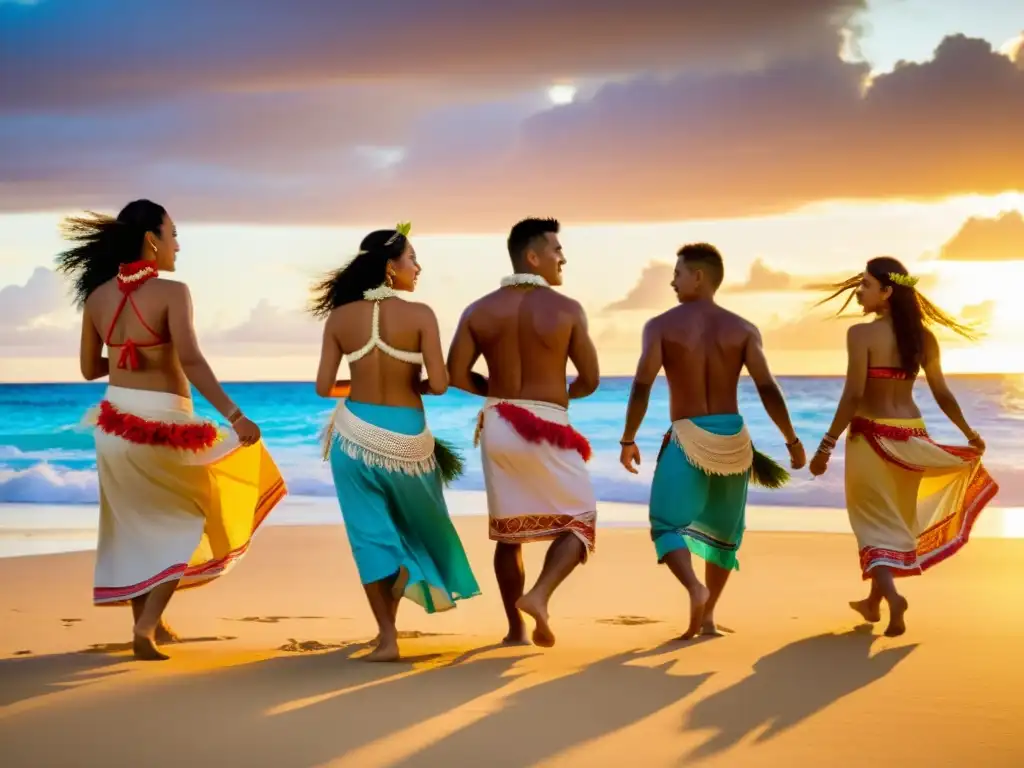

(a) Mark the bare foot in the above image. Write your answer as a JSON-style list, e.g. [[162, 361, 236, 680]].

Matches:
[[849, 599, 882, 624], [700, 616, 732, 637], [155, 621, 181, 644], [502, 627, 531, 646], [680, 585, 710, 640], [364, 636, 400, 662], [132, 634, 169, 661], [884, 595, 909, 637], [516, 594, 555, 648]]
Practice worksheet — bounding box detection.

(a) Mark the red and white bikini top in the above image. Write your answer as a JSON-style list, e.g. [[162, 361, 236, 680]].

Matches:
[[105, 260, 168, 370]]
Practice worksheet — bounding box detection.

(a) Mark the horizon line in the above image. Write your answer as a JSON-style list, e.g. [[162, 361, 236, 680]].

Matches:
[[0, 372, 1015, 387]]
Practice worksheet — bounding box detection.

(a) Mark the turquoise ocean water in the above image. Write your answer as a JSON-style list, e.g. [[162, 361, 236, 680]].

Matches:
[[1, 376, 1020, 511]]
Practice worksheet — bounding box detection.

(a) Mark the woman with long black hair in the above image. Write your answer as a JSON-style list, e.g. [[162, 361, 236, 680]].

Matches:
[[57, 200, 286, 660], [313, 223, 479, 662], [810, 256, 998, 637]]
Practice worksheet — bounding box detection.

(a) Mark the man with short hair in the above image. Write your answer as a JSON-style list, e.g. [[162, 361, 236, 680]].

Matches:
[[447, 217, 600, 647], [619, 243, 805, 639]]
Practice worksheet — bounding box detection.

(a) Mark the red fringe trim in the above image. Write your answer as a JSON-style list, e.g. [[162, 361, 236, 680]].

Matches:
[[96, 400, 218, 451], [495, 402, 592, 462]]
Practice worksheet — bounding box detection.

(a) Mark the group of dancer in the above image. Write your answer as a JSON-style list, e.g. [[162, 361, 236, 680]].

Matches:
[[57, 200, 998, 661]]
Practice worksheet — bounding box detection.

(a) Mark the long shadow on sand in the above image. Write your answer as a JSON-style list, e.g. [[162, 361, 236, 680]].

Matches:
[[0, 651, 129, 709], [0, 641, 537, 767], [682, 624, 918, 761], [396, 650, 712, 768]]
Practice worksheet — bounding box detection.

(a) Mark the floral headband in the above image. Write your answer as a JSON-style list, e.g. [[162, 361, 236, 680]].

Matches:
[[888, 272, 919, 288]]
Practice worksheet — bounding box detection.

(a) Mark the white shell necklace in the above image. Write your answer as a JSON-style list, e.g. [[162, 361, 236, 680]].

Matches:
[[500, 273, 549, 288], [363, 284, 400, 302]]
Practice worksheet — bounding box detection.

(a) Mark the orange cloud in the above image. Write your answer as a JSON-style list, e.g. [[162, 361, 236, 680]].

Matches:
[[2, 24, 1022, 231], [602, 262, 675, 312], [938, 210, 1024, 261]]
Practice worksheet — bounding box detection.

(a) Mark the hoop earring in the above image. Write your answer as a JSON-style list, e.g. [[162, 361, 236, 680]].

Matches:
[[150, 242, 158, 255], [386, 271, 395, 288]]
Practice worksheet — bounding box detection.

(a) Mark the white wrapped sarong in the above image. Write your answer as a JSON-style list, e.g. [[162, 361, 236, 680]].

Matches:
[[90, 386, 286, 605], [476, 398, 596, 556]]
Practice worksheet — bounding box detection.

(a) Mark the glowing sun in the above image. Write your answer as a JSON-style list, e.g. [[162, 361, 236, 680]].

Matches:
[[546, 83, 577, 105]]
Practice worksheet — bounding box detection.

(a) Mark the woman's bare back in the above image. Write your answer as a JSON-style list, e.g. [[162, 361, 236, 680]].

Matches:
[[857, 319, 923, 420], [85, 277, 189, 396], [330, 299, 426, 408]]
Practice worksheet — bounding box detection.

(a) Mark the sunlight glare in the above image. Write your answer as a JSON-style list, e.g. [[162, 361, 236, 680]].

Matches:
[[546, 83, 577, 106]]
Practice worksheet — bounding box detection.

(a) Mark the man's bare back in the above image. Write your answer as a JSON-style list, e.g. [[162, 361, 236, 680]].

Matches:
[[653, 302, 756, 420], [451, 286, 598, 407]]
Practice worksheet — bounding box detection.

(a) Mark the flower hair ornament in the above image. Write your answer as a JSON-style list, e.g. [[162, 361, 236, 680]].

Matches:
[[888, 272, 919, 288], [384, 221, 412, 247]]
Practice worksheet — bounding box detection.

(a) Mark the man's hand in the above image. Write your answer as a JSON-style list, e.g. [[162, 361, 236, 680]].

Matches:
[[787, 438, 807, 470], [620, 442, 642, 474]]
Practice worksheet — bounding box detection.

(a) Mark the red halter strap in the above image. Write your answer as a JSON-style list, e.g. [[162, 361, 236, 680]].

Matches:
[[105, 261, 162, 370]]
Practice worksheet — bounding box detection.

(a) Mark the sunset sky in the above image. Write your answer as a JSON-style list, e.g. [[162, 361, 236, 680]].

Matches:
[[1, 0, 1023, 381]]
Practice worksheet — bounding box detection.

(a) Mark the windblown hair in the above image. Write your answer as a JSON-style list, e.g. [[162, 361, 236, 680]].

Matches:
[[677, 242, 724, 288], [309, 228, 408, 318], [507, 217, 559, 267], [55, 200, 167, 307], [816, 256, 977, 375]]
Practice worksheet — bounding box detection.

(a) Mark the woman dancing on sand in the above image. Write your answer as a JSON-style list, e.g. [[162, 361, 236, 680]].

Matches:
[[312, 223, 479, 662], [57, 200, 287, 660], [809, 256, 998, 637]]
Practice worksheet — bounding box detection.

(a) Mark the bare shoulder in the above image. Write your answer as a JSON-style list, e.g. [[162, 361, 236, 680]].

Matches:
[[153, 277, 189, 297], [847, 321, 873, 342], [461, 289, 503, 319], [404, 300, 440, 323], [548, 290, 585, 316]]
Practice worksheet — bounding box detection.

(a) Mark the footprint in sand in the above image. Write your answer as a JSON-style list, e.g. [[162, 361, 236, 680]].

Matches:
[[597, 615, 662, 626], [14, 649, 32, 656], [60, 618, 82, 628], [396, 630, 451, 639], [277, 639, 348, 653]]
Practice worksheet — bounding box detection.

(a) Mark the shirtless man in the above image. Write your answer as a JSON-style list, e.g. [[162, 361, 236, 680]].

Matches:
[[619, 243, 805, 639], [447, 217, 600, 647]]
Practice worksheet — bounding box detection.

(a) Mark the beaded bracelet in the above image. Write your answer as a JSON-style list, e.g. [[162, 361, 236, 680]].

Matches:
[[817, 433, 838, 455]]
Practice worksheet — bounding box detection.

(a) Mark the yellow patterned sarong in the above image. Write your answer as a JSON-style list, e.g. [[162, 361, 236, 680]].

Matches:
[[845, 417, 997, 578]]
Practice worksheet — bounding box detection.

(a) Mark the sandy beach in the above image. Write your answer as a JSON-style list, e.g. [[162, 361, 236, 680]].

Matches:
[[2, 515, 1023, 767]]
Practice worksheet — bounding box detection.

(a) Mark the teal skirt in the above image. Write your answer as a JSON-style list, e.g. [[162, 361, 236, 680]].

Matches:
[[649, 414, 750, 571], [329, 401, 480, 613]]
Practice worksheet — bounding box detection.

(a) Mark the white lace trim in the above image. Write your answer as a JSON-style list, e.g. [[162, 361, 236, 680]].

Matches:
[[500, 273, 549, 288], [321, 401, 436, 475], [671, 420, 753, 476]]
